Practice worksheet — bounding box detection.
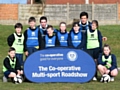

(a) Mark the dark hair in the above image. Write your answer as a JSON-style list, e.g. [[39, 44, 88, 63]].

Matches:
[[72, 22, 80, 27], [80, 11, 88, 19], [103, 44, 111, 50], [59, 22, 66, 26], [14, 23, 23, 29], [28, 17, 36, 22], [40, 16, 47, 22], [92, 20, 99, 29], [8, 47, 15, 52], [47, 25, 53, 30]]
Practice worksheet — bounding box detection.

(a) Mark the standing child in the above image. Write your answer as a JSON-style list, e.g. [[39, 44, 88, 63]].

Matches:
[[2, 47, 23, 83], [98, 44, 118, 82], [38, 16, 58, 37], [24, 17, 43, 57], [7, 23, 24, 66], [43, 25, 60, 48], [85, 20, 102, 81], [68, 22, 85, 49], [57, 22, 68, 47]]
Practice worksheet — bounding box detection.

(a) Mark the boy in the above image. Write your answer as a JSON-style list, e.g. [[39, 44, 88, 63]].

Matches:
[[68, 22, 85, 49], [79, 11, 91, 33], [7, 23, 24, 66], [38, 16, 58, 37], [2, 47, 23, 83], [43, 25, 60, 48], [24, 17, 43, 57], [79, 11, 107, 41]]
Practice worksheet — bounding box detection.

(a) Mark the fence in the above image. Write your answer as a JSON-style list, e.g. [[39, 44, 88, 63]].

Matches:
[[0, 3, 120, 25]]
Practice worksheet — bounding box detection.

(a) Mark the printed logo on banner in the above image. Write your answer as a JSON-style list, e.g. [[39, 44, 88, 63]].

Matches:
[[67, 51, 78, 61]]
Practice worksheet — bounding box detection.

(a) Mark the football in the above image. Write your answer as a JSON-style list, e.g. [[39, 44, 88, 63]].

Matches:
[[13, 75, 23, 84], [100, 74, 111, 83]]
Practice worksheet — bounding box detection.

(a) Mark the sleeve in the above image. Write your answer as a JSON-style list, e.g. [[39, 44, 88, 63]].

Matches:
[[23, 30, 28, 52], [42, 36, 46, 49], [38, 30, 44, 50], [109, 54, 117, 70], [76, 32, 86, 49], [7, 34, 15, 47], [84, 31, 87, 50], [3, 57, 17, 73], [54, 29, 58, 34], [55, 35, 60, 47], [15, 57, 21, 70], [68, 32, 74, 48], [98, 30, 103, 53], [97, 54, 107, 65]]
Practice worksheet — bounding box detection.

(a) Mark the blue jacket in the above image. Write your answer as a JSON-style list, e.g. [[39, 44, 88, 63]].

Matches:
[[98, 54, 117, 71]]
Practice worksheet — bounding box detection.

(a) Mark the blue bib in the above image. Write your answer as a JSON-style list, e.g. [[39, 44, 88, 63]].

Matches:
[[57, 31, 68, 46], [26, 28, 39, 47]]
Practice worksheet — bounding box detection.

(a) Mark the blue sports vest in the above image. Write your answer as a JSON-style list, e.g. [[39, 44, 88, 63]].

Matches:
[[45, 35, 56, 48], [79, 21, 91, 31], [57, 31, 68, 46], [70, 31, 82, 47], [26, 28, 39, 47]]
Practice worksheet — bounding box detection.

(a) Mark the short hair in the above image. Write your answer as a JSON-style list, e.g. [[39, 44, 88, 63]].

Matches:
[[92, 20, 99, 29], [80, 11, 88, 19], [40, 16, 47, 22], [47, 25, 53, 30], [8, 47, 15, 52], [59, 22, 66, 26], [28, 17, 36, 22], [72, 22, 80, 27], [14, 23, 23, 29]]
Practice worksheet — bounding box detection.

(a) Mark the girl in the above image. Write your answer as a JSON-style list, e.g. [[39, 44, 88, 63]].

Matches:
[[98, 44, 118, 82], [57, 22, 68, 47], [85, 20, 102, 81], [68, 22, 85, 49]]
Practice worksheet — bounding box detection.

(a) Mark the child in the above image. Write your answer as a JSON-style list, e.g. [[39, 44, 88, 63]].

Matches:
[[38, 16, 58, 37], [57, 22, 68, 46], [2, 47, 23, 83], [98, 44, 118, 82], [79, 11, 91, 33], [7, 23, 24, 66], [68, 22, 85, 49], [79, 11, 107, 41], [43, 25, 60, 48], [24, 17, 43, 56], [85, 20, 102, 81]]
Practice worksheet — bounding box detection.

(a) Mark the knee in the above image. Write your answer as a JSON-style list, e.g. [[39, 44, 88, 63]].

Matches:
[[111, 70, 118, 77], [8, 72, 16, 78], [97, 65, 103, 70]]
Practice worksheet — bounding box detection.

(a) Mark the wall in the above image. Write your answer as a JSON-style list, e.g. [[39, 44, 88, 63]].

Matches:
[[45, 0, 120, 4], [0, 3, 120, 25], [46, 0, 85, 4], [0, 4, 18, 20], [44, 3, 119, 25], [89, 0, 120, 4]]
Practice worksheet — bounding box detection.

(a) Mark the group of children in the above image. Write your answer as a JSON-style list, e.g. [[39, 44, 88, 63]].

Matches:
[[2, 11, 118, 83]]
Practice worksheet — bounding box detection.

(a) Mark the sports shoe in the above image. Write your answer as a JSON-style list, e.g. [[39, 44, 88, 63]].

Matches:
[[3, 76, 8, 82], [92, 77, 97, 81], [110, 77, 114, 81]]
